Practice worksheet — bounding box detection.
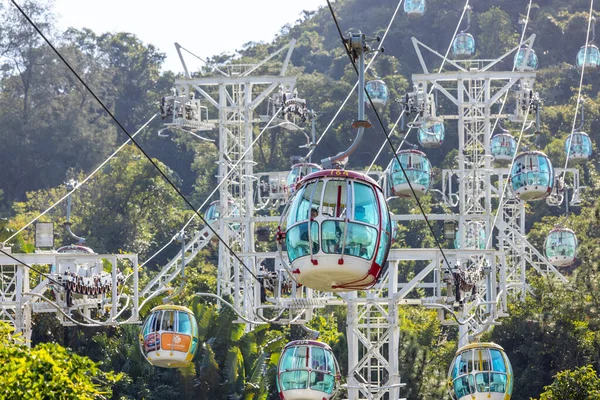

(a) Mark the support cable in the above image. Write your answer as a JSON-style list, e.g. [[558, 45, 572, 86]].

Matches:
[[304, 0, 402, 161], [485, 0, 568, 252], [23, 292, 112, 327], [563, 2, 595, 172], [138, 108, 283, 270], [0, 251, 62, 286], [484, 105, 533, 251], [489, 0, 534, 136], [367, 0, 471, 174], [11, 0, 260, 282], [4, 114, 158, 244], [327, 0, 454, 271]]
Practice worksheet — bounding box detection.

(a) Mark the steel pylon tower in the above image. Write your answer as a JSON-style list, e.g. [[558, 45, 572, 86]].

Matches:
[[173, 43, 297, 323], [410, 35, 571, 348]]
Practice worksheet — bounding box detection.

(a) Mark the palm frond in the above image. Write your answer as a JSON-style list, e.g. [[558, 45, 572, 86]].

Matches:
[[195, 303, 215, 341], [197, 344, 221, 389], [224, 346, 246, 394], [246, 352, 268, 385]]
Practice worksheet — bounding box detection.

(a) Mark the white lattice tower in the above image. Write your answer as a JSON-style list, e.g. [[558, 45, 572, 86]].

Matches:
[[0, 263, 29, 340], [414, 70, 524, 346], [0, 251, 138, 345], [495, 178, 528, 300], [410, 35, 564, 346], [346, 261, 402, 400], [176, 70, 296, 322]]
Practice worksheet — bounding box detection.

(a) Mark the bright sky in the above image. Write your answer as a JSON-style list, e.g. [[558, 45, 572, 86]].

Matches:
[[54, 0, 325, 73]]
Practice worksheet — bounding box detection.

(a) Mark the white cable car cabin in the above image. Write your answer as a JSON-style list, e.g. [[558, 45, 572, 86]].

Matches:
[[576, 44, 600, 70], [448, 343, 513, 400], [57, 244, 95, 254], [286, 163, 322, 195], [57, 244, 120, 296], [545, 227, 578, 267], [452, 32, 475, 57], [404, 0, 425, 16], [281, 170, 392, 292], [388, 150, 432, 198], [509, 151, 554, 201], [418, 122, 445, 148], [490, 133, 517, 164], [513, 46, 538, 71], [139, 305, 199, 368], [365, 80, 389, 108], [276, 340, 341, 400], [283, 95, 309, 126], [565, 131, 592, 164]]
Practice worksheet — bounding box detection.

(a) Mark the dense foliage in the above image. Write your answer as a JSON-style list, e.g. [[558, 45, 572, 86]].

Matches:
[[1, 0, 600, 398], [0, 321, 121, 398]]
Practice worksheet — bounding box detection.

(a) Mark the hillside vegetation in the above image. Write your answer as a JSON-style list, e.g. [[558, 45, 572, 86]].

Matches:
[[1, 0, 600, 399]]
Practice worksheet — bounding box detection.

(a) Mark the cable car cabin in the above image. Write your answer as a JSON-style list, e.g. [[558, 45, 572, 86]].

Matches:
[[454, 222, 486, 250], [513, 47, 538, 71], [57, 244, 123, 296], [545, 227, 577, 267], [365, 80, 389, 108], [418, 122, 445, 148], [509, 151, 554, 201], [404, 0, 425, 16], [287, 163, 322, 195], [388, 150, 432, 198], [452, 32, 476, 57], [490, 134, 517, 164], [448, 343, 513, 400], [276, 340, 341, 400], [565, 132, 592, 164], [283, 95, 309, 126], [57, 245, 95, 254], [204, 200, 240, 223], [139, 305, 199, 368], [576, 44, 600, 70], [390, 212, 399, 244], [281, 170, 392, 292]]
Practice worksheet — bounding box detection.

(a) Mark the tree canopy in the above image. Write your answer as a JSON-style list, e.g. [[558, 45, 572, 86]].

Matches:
[[1, 0, 600, 399], [0, 321, 121, 399]]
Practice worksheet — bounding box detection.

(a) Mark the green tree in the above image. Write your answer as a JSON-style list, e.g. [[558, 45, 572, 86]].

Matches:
[[0, 321, 121, 399], [537, 365, 600, 400], [191, 299, 286, 399], [398, 307, 455, 400], [476, 7, 519, 60], [9, 145, 191, 264]]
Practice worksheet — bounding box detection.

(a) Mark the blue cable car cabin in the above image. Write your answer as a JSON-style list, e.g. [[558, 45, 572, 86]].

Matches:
[[204, 200, 240, 223], [576, 44, 600, 70], [281, 170, 392, 292], [490, 134, 517, 164], [509, 151, 554, 201], [389, 212, 399, 244], [565, 132, 592, 164], [452, 32, 476, 57], [287, 163, 323, 195], [418, 122, 445, 148], [139, 305, 199, 368], [276, 340, 341, 400], [388, 150, 432, 198], [404, 0, 425, 16], [454, 222, 486, 250], [448, 342, 513, 400], [545, 227, 578, 267], [365, 80, 389, 108], [513, 47, 538, 71]]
